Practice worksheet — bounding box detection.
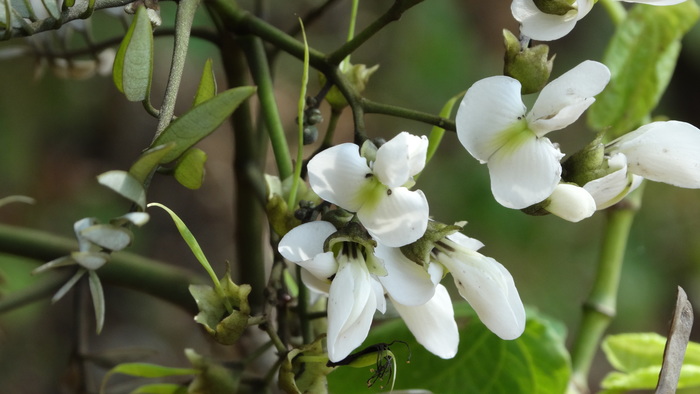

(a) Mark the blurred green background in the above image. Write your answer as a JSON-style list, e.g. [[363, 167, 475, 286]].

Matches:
[[1, 0, 700, 392]]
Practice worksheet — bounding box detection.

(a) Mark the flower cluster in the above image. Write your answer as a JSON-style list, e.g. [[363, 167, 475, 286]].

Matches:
[[278, 132, 525, 363]]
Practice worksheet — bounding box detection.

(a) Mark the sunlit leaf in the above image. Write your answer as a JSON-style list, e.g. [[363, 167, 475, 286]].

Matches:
[[587, 1, 700, 139], [97, 170, 147, 210], [603, 333, 700, 373], [88, 270, 105, 334], [602, 365, 700, 390], [80, 224, 133, 252], [129, 143, 176, 185], [113, 5, 154, 102], [193, 58, 217, 107], [327, 307, 570, 393], [151, 86, 256, 163], [173, 148, 207, 190]]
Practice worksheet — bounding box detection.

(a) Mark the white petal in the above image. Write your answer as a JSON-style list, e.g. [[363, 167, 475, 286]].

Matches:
[[456, 76, 527, 163], [301, 268, 331, 294], [582, 153, 632, 209], [544, 183, 596, 222], [326, 259, 376, 362], [308, 143, 373, 212], [511, 0, 581, 41], [357, 188, 429, 247], [278, 221, 336, 263], [615, 121, 700, 188], [373, 132, 429, 187], [487, 135, 564, 209], [439, 252, 525, 340], [375, 244, 436, 306], [446, 232, 485, 252], [371, 277, 387, 314], [427, 262, 444, 286], [297, 251, 338, 283], [391, 285, 459, 359], [529, 61, 610, 136]]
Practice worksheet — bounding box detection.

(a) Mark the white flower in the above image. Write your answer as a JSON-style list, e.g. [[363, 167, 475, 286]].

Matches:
[[278, 221, 386, 362], [390, 284, 459, 359], [433, 232, 526, 340], [582, 153, 643, 210], [580, 121, 700, 209], [544, 183, 596, 222], [456, 60, 610, 209], [308, 132, 429, 247], [512, 0, 686, 41], [511, 0, 594, 41]]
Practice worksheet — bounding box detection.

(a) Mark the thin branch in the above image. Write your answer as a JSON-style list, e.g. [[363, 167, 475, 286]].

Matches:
[[361, 98, 456, 131]]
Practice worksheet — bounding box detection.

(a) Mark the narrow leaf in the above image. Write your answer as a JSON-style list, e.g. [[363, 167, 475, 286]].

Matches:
[[587, 2, 700, 138], [173, 148, 207, 190], [100, 363, 199, 394], [426, 91, 463, 166], [131, 383, 188, 394], [129, 143, 176, 184], [113, 5, 154, 102], [151, 86, 256, 163], [88, 270, 105, 334], [97, 170, 147, 210], [193, 59, 217, 107]]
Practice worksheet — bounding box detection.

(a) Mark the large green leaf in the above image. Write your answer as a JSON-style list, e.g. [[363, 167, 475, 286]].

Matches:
[[327, 307, 570, 393], [113, 5, 154, 102], [150, 86, 256, 163], [587, 1, 699, 139], [602, 365, 700, 391], [100, 362, 199, 394]]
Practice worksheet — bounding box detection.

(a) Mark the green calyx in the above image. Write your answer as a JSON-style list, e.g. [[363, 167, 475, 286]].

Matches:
[[400, 221, 463, 266], [532, 0, 576, 16], [503, 29, 555, 95], [562, 134, 611, 186], [324, 222, 386, 276]]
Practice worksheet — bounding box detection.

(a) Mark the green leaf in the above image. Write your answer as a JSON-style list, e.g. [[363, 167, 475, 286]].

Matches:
[[185, 349, 241, 393], [587, 1, 700, 138], [603, 333, 700, 373], [602, 365, 700, 390], [113, 5, 154, 102], [80, 224, 133, 252], [426, 91, 463, 166], [327, 307, 570, 393], [193, 59, 217, 107], [88, 270, 105, 334], [129, 143, 176, 185], [150, 86, 256, 163], [173, 148, 207, 190], [131, 383, 188, 394], [97, 170, 147, 210], [101, 363, 199, 394]]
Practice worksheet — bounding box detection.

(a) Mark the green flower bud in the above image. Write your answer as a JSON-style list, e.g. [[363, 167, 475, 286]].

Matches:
[[533, 0, 576, 16], [503, 29, 555, 95], [561, 134, 609, 186], [400, 220, 464, 267], [321, 62, 380, 111]]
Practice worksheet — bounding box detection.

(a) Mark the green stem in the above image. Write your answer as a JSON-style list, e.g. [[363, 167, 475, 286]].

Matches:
[[297, 265, 311, 344], [287, 21, 310, 209], [242, 36, 294, 179], [322, 108, 342, 148], [599, 0, 626, 26], [0, 224, 204, 314], [154, 0, 202, 136], [361, 98, 456, 131], [219, 32, 267, 313], [569, 185, 644, 392], [327, 0, 426, 65]]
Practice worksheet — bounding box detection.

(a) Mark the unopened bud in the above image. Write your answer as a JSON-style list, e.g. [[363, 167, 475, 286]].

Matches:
[[503, 29, 554, 94], [321, 62, 379, 110], [561, 134, 608, 186]]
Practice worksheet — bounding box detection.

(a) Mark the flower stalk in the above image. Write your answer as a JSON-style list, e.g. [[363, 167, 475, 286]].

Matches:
[[569, 184, 644, 392]]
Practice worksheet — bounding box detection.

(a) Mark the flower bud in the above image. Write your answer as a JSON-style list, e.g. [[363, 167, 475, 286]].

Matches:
[[562, 134, 609, 186], [321, 62, 379, 110], [503, 29, 554, 94], [532, 0, 576, 16]]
